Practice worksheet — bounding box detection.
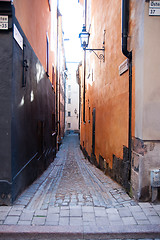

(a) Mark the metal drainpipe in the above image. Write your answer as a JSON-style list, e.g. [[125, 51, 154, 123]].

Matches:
[[56, 7, 59, 151], [83, 0, 87, 123], [122, 0, 132, 183]]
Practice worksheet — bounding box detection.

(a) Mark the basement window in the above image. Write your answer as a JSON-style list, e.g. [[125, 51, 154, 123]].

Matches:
[[88, 107, 90, 123]]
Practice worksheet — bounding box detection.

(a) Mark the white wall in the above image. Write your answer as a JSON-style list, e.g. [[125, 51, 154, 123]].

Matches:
[[135, 2, 160, 140]]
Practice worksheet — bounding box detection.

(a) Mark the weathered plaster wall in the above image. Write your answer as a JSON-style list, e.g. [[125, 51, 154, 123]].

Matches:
[[132, 138, 160, 201], [131, 0, 144, 140], [13, 0, 57, 83], [0, 2, 55, 205], [11, 17, 55, 203], [143, 3, 160, 140], [79, 0, 160, 200], [0, 2, 12, 204], [134, 1, 160, 140], [131, 1, 160, 201], [80, 0, 131, 190]]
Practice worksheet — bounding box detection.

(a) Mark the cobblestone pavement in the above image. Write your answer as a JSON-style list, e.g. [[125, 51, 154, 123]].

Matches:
[[0, 134, 160, 238]]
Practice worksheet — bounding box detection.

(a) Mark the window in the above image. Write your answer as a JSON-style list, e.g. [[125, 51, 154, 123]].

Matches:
[[46, 33, 49, 77], [88, 107, 91, 123], [68, 123, 71, 128], [68, 85, 71, 91], [68, 98, 71, 104], [68, 111, 71, 117], [52, 65, 55, 88], [52, 113, 55, 132]]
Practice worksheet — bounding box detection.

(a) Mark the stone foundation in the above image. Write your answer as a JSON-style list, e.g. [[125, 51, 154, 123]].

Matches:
[[80, 145, 131, 193], [131, 137, 160, 201]]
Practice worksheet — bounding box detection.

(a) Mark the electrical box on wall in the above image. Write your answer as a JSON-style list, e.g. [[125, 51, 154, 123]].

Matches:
[[151, 169, 160, 187]]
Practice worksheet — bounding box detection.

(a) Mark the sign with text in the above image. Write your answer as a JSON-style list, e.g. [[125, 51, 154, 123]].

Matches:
[[119, 59, 129, 76], [13, 24, 23, 50], [0, 15, 8, 30], [149, 1, 160, 16]]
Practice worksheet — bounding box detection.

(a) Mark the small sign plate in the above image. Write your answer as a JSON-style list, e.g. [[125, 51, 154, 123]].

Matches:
[[13, 24, 23, 50], [119, 59, 129, 76], [0, 15, 8, 30], [149, 1, 160, 16]]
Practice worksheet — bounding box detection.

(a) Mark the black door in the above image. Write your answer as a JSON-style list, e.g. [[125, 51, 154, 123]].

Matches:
[[92, 108, 96, 154]]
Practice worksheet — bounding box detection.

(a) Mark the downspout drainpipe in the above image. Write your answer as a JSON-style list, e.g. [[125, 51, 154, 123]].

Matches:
[[122, 0, 132, 185], [56, 6, 60, 151], [83, 0, 87, 122], [122, 0, 132, 59]]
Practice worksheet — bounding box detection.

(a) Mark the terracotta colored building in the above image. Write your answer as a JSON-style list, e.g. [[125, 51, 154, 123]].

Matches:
[[0, 0, 66, 205], [78, 0, 160, 201]]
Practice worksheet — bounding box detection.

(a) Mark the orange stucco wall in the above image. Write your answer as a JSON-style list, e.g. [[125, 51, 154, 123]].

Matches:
[[13, 0, 57, 83], [80, 0, 135, 168]]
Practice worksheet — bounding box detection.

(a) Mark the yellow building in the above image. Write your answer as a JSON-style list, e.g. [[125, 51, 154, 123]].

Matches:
[[78, 0, 160, 201]]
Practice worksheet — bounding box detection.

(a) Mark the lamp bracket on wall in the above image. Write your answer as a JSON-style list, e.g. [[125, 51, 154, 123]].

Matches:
[[85, 47, 105, 62], [79, 26, 106, 62]]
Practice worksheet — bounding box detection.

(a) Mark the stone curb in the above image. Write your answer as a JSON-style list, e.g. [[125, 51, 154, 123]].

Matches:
[[0, 224, 159, 239]]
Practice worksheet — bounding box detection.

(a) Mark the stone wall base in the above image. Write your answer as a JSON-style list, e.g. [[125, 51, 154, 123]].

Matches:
[[131, 137, 160, 201]]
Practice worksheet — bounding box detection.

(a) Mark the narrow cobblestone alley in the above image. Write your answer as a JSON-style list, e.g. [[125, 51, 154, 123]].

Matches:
[[0, 134, 160, 239], [13, 134, 138, 211]]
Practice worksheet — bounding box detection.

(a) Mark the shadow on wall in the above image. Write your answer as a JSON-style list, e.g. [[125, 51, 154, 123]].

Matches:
[[0, 15, 56, 205]]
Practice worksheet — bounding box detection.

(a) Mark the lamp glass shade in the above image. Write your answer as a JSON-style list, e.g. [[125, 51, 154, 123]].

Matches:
[[79, 25, 90, 50]]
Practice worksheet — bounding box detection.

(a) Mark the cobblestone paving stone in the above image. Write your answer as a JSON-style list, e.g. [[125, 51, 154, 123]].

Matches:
[[0, 134, 160, 237]]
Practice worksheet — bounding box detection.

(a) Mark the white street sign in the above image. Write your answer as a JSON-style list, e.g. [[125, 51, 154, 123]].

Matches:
[[149, 1, 160, 16], [13, 24, 23, 50], [119, 59, 129, 76]]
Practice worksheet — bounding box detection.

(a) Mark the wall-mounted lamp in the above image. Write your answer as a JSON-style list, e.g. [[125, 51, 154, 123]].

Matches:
[[79, 25, 105, 62]]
